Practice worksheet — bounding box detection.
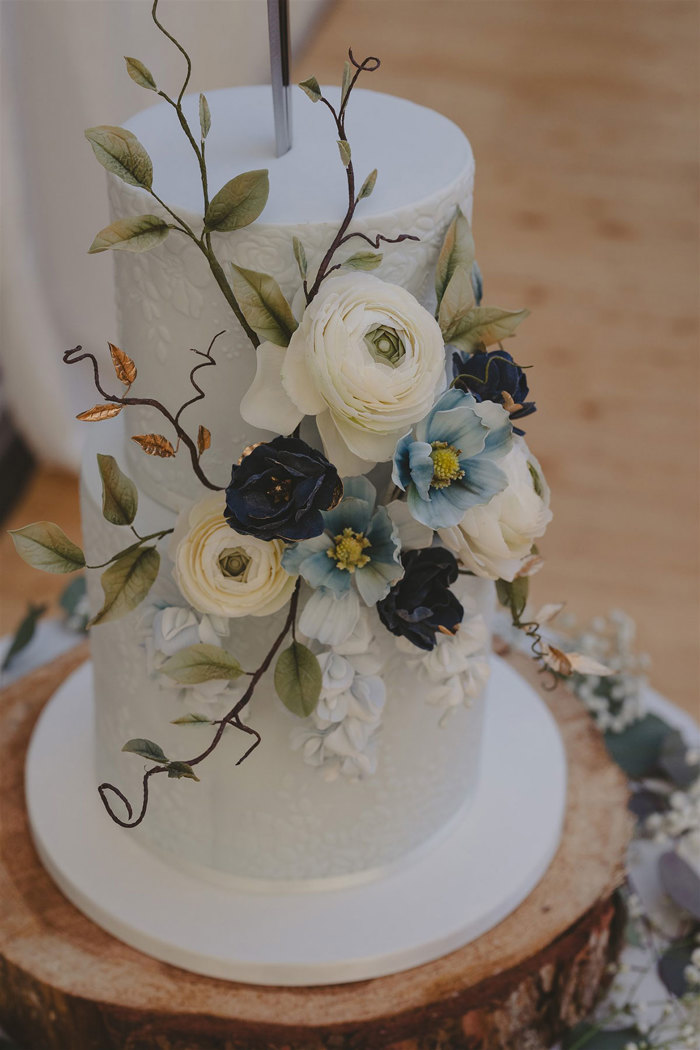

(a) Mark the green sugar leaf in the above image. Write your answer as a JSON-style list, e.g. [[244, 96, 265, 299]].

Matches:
[[166, 761, 200, 781], [293, 236, 308, 281], [199, 93, 211, 139], [358, 169, 378, 200], [298, 76, 321, 103], [90, 546, 160, 627], [230, 264, 298, 347], [337, 139, 351, 167], [97, 453, 138, 526], [435, 206, 475, 308], [88, 215, 169, 255], [342, 251, 383, 271], [122, 738, 168, 763], [204, 170, 269, 232], [10, 522, 85, 574], [160, 644, 244, 685], [124, 56, 157, 92], [85, 125, 153, 190], [274, 642, 322, 718]]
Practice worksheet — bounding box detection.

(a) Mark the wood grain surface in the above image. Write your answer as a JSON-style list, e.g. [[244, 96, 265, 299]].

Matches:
[[0, 0, 697, 724], [0, 644, 631, 1050]]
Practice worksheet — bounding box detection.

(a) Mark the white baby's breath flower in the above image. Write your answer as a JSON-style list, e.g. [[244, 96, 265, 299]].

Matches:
[[170, 494, 296, 618], [241, 273, 446, 474], [439, 440, 552, 581]]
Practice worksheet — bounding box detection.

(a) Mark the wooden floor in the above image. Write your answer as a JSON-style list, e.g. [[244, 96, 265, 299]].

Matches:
[[1, 1, 698, 718]]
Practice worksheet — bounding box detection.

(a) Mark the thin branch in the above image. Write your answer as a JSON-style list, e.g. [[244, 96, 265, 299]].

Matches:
[[64, 345, 222, 491], [97, 581, 301, 828]]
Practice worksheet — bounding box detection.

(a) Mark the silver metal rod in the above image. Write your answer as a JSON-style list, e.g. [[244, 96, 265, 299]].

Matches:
[[267, 0, 292, 156]]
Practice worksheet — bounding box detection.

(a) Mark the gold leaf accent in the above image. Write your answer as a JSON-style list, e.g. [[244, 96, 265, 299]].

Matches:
[[197, 425, 211, 455], [237, 442, 263, 464], [76, 403, 122, 422], [132, 433, 176, 458], [109, 342, 137, 386]]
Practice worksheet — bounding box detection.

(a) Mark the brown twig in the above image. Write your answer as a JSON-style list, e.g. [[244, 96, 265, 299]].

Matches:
[[97, 581, 301, 828], [64, 342, 223, 491]]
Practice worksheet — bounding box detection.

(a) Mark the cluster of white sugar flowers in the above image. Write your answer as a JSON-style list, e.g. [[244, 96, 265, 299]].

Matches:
[[646, 776, 700, 857], [291, 612, 386, 781], [564, 609, 650, 733], [684, 941, 700, 989]]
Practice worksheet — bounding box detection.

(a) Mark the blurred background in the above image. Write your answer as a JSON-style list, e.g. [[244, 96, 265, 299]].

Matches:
[[0, 0, 698, 717]]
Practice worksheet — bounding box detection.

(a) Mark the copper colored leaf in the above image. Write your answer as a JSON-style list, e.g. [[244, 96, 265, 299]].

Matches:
[[197, 425, 211, 455], [131, 433, 176, 458], [109, 343, 137, 385], [76, 403, 123, 422]]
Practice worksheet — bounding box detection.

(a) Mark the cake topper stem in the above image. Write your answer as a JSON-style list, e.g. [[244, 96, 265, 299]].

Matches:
[[268, 0, 292, 156]]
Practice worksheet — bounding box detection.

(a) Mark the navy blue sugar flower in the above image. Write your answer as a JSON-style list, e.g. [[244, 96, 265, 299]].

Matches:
[[377, 547, 463, 651], [225, 436, 342, 542], [452, 348, 536, 435]]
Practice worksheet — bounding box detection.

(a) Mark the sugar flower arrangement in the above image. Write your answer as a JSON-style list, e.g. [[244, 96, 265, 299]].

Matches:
[[10, 0, 595, 827]]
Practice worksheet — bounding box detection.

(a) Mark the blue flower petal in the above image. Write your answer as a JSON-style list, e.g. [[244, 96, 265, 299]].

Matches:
[[302, 550, 351, 595], [340, 476, 377, 513], [322, 496, 371, 536], [407, 442, 434, 501], [355, 558, 403, 606], [282, 533, 331, 574], [459, 458, 508, 506], [429, 405, 487, 459], [392, 432, 413, 491]]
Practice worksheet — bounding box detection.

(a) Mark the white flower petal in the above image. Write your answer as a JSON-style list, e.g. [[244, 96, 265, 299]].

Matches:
[[240, 341, 304, 435]]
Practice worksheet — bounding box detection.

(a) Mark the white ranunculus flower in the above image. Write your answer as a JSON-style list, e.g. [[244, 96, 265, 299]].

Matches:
[[170, 494, 296, 618], [240, 273, 447, 474], [439, 440, 552, 581]]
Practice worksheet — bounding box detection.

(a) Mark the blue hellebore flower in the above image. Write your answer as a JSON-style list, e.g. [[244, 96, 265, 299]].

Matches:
[[392, 388, 513, 530], [282, 476, 403, 607]]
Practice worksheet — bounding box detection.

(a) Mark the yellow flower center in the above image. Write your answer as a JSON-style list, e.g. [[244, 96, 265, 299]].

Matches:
[[430, 441, 465, 490], [326, 527, 371, 572]]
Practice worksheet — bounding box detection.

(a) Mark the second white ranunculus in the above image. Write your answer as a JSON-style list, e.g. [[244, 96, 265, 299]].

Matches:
[[241, 273, 447, 474], [171, 494, 296, 618], [438, 440, 552, 581]]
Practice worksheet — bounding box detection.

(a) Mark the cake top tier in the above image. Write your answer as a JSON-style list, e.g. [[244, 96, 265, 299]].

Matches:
[[123, 85, 472, 223]]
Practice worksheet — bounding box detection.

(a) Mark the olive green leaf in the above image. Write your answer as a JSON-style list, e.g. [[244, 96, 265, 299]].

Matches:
[[435, 206, 475, 307], [358, 169, 378, 200], [160, 644, 244, 684], [293, 236, 308, 281], [437, 266, 475, 338], [122, 738, 168, 763], [166, 761, 200, 781], [444, 305, 530, 352], [204, 170, 269, 232], [171, 712, 212, 726], [298, 76, 321, 103], [342, 251, 383, 271], [340, 60, 352, 109], [10, 522, 86, 574], [88, 215, 170, 255], [230, 264, 298, 347], [496, 576, 529, 624], [337, 139, 351, 167], [90, 546, 160, 627], [199, 93, 211, 139], [97, 453, 138, 526], [1, 602, 47, 672], [85, 125, 153, 190], [274, 642, 322, 718], [124, 56, 157, 92]]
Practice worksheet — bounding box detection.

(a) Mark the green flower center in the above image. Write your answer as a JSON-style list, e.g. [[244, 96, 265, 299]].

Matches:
[[364, 324, 406, 368], [326, 527, 371, 572], [430, 442, 465, 490], [219, 546, 252, 581]]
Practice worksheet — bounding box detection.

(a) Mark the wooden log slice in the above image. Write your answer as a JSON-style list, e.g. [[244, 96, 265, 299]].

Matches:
[[0, 642, 632, 1050]]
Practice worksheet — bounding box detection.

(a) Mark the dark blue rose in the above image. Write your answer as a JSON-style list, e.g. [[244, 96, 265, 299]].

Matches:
[[225, 436, 342, 542], [452, 348, 536, 435], [377, 547, 463, 651]]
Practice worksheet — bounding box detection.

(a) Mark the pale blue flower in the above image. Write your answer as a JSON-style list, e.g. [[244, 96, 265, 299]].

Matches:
[[282, 476, 403, 606], [392, 388, 512, 529]]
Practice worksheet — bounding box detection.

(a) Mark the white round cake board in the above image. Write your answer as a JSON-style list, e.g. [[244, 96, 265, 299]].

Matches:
[[25, 656, 567, 986]]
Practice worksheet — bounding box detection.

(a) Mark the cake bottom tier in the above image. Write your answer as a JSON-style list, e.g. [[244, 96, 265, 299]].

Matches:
[[81, 431, 495, 884]]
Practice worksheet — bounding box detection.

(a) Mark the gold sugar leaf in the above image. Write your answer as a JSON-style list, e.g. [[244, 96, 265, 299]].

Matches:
[[76, 403, 123, 422], [109, 342, 137, 386], [197, 425, 211, 455], [132, 433, 176, 458]]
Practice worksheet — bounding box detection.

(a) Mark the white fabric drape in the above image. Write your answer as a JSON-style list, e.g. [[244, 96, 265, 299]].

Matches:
[[0, 0, 324, 469]]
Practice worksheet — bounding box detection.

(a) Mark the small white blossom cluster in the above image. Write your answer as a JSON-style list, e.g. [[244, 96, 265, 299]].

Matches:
[[565, 609, 650, 733], [684, 944, 700, 989], [291, 614, 386, 781], [143, 604, 238, 708], [646, 778, 700, 858], [396, 609, 490, 722]]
